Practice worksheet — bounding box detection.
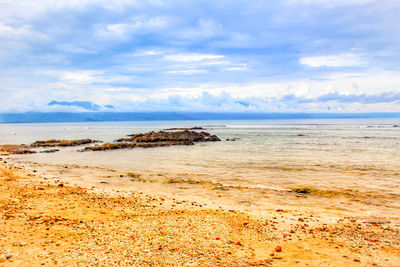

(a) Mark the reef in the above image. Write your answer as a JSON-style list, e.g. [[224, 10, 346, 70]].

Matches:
[[31, 139, 100, 147], [84, 130, 220, 151], [0, 144, 36, 155]]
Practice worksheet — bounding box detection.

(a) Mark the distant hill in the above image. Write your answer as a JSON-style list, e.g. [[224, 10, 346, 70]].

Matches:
[[0, 112, 400, 123]]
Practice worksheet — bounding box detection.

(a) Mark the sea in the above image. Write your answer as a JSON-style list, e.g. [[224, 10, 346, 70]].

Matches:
[[1, 118, 400, 218]]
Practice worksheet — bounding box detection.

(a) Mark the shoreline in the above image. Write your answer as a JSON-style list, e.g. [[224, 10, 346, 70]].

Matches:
[[1, 161, 400, 265]]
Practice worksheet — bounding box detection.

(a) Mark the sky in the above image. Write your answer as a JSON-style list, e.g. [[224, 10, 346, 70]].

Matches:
[[1, 0, 400, 113]]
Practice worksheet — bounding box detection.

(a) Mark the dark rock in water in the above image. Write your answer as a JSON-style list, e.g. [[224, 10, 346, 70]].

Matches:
[[31, 139, 101, 147], [164, 127, 204, 131], [297, 134, 306, 136], [116, 130, 220, 143], [11, 149, 36, 154], [83, 130, 220, 151], [40, 149, 60, 153], [393, 125, 399, 128], [226, 137, 241, 141], [293, 188, 311, 194], [83, 140, 194, 151], [82, 143, 137, 151]]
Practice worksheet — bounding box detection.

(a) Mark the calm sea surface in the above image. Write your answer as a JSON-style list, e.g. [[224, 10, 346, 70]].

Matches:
[[2, 118, 400, 217]]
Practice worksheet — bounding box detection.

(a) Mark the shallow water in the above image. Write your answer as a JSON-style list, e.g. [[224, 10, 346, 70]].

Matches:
[[2, 118, 400, 217]]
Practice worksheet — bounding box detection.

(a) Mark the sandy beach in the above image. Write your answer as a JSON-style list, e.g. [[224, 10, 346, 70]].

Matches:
[[1, 159, 400, 266], [1, 0, 400, 264]]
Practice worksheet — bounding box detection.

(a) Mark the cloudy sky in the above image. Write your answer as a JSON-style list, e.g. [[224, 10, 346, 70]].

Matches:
[[1, 0, 400, 112]]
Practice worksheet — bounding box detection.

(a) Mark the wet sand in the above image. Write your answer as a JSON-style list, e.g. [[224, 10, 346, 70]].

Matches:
[[1, 161, 400, 266]]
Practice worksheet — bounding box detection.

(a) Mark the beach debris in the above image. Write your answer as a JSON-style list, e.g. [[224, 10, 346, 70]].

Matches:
[[31, 139, 101, 147], [293, 188, 311, 194], [275, 246, 282, 252]]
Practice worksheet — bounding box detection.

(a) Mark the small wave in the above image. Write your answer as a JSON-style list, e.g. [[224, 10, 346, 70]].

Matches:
[[204, 125, 226, 128], [362, 125, 397, 128]]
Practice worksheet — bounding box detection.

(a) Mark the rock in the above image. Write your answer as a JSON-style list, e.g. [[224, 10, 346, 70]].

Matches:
[[31, 139, 101, 147], [82, 143, 136, 151], [164, 127, 204, 130], [116, 130, 220, 143], [0, 144, 36, 154], [12, 149, 36, 154], [275, 246, 282, 252], [83, 130, 221, 151], [293, 188, 311, 194], [226, 137, 241, 141], [40, 149, 60, 153]]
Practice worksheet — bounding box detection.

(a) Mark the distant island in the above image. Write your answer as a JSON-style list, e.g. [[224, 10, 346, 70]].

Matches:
[[0, 112, 400, 123]]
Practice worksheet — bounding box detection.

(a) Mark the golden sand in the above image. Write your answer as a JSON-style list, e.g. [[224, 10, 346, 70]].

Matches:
[[0, 163, 399, 266]]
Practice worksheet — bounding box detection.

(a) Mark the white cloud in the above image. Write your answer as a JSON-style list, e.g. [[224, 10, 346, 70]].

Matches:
[[227, 67, 246, 71], [166, 69, 207, 74], [38, 70, 132, 84], [300, 53, 363, 67], [284, 0, 376, 8], [0, 0, 140, 21], [164, 53, 224, 62], [96, 16, 170, 38]]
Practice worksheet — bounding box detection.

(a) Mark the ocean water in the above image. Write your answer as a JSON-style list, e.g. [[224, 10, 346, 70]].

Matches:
[[2, 118, 400, 217]]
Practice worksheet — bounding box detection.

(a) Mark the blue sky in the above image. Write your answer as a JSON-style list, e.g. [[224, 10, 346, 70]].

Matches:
[[1, 0, 400, 112]]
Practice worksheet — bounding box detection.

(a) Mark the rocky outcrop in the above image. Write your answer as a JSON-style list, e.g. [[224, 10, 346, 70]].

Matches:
[[31, 139, 100, 147], [82, 143, 137, 151], [0, 144, 36, 155], [116, 130, 220, 143], [164, 127, 204, 131], [82, 141, 193, 151], [39, 149, 60, 153], [83, 130, 220, 151]]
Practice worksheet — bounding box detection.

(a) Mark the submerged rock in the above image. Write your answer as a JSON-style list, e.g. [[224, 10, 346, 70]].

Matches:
[[40, 149, 60, 153], [0, 144, 36, 155], [31, 139, 100, 147], [82, 143, 137, 151], [226, 137, 241, 141]]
